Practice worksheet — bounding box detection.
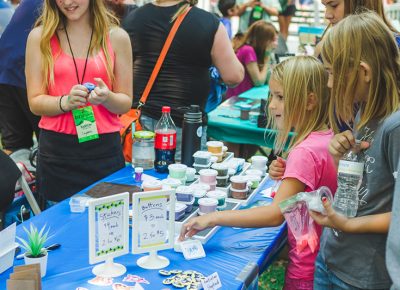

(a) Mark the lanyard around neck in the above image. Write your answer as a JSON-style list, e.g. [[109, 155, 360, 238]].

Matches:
[[63, 24, 94, 85]]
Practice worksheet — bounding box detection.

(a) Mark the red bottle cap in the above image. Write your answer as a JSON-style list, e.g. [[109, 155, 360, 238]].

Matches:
[[162, 106, 171, 113]]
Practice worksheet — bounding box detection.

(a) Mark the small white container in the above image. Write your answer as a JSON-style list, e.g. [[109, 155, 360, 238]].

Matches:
[[206, 190, 227, 207], [193, 151, 212, 165], [168, 164, 187, 179], [193, 161, 212, 173], [185, 167, 197, 182], [246, 175, 262, 189], [230, 175, 248, 190], [142, 180, 163, 191], [168, 202, 187, 221], [69, 196, 88, 213], [176, 185, 193, 202], [206, 141, 224, 154], [245, 169, 263, 177], [162, 178, 181, 189], [198, 197, 218, 214]]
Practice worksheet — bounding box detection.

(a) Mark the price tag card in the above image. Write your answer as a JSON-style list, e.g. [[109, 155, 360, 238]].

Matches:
[[181, 239, 206, 260], [132, 189, 175, 254], [202, 272, 222, 290], [88, 192, 129, 264]]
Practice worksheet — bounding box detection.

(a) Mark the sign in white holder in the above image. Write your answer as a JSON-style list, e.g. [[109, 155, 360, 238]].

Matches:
[[132, 189, 175, 269], [88, 192, 129, 277]]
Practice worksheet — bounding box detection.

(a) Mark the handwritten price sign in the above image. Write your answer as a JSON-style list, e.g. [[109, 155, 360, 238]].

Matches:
[[132, 189, 175, 255], [181, 240, 206, 260], [88, 192, 129, 264], [138, 196, 168, 247]]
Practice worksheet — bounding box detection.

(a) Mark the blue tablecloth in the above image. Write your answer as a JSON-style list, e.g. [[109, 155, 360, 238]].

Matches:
[[0, 166, 286, 290]]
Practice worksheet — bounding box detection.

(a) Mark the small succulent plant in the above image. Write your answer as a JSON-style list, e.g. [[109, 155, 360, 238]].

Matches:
[[16, 223, 51, 258]]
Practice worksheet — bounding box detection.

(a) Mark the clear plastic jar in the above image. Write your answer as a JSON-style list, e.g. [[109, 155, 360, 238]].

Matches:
[[132, 131, 155, 169]]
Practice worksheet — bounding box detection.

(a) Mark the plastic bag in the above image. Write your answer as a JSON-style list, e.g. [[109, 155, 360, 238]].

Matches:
[[279, 195, 319, 253], [297, 186, 333, 214]]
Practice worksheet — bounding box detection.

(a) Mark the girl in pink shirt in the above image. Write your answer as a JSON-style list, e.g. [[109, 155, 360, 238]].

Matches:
[[180, 56, 337, 289], [25, 0, 132, 202]]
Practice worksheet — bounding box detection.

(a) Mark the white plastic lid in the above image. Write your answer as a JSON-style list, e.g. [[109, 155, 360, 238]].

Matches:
[[142, 180, 163, 189], [230, 186, 249, 193], [168, 163, 187, 172], [192, 189, 207, 198], [176, 185, 192, 194], [207, 190, 227, 199], [162, 178, 181, 187], [245, 169, 263, 177], [186, 167, 197, 174], [190, 183, 211, 192], [174, 202, 187, 213], [193, 161, 212, 168], [251, 155, 268, 162], [230, 175, 248, 183], [246, 175, 261, 182], [198, 197, 218, 207], [222, 146, 228, 152], [228, 168, 236, 176], [211, 163, 228, 171], [206, 141, 224, 148], [135, 167, 143, 173], [199, 169, 218, 177], [216, 175, 229, 179], [182, 197, 195, 205], [193, 151, 212, 159]]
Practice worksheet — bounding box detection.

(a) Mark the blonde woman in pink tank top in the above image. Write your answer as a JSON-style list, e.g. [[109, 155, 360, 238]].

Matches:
[[25, 0, 132, 202]]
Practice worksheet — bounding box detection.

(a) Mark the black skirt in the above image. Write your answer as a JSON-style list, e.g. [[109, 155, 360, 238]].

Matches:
[[37, 129, 125, 202]]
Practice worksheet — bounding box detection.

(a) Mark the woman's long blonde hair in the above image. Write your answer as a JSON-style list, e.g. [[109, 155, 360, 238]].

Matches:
[[321, 11, 400, 131], [269, 56, 329, 153], [35, 0, 119, 88]]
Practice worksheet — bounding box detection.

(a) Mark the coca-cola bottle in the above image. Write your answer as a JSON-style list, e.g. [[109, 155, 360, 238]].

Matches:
[[154, 106, 177, 173]]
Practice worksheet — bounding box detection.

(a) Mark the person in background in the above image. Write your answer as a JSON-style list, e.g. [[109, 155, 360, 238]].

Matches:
[[226, 20, 277, 98], [122, 0, 244, 160], [236, 0, 280, 33], [25, 0, 132, 203], [218, 0, 239, 39], [105, 0, 137, 22], [308, 12, 400, 289], [180, 56, 337, 289], [278, 0, 296, 41], [316, 0, 399, 56], [0, 0, 42, 155]]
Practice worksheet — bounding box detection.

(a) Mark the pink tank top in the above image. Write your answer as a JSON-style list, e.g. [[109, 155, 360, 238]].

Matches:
[[39, 34, 121, 134]]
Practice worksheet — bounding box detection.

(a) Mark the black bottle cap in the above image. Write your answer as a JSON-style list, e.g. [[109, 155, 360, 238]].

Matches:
[[184, 105, 202, 120]]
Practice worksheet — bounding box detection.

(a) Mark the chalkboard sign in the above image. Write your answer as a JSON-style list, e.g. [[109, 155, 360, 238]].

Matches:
[[88, 192, 129, 265]]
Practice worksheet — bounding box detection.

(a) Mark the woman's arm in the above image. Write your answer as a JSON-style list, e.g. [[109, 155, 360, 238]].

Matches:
[[180, 177, 305, 239], [90, 27, 132, 114], [246, 57, 269, 87], [310, 198, 391, 234], [211, 24, 244, 87], [259, 2, 279, 16]]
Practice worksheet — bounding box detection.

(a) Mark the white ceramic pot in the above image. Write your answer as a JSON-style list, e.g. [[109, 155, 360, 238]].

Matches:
[[24, 251, 48, 277]]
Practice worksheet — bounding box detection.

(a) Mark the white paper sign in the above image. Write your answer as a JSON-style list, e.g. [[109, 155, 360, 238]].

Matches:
[[181, 239, 206, 260], [138, 196, 168, 247], [88, 192, 129, 264], [202, 272, 222, 290], [132, 189, 175, 254]]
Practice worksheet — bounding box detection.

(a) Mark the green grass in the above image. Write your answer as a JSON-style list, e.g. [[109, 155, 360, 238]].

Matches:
[[258, 259, 287, 290]]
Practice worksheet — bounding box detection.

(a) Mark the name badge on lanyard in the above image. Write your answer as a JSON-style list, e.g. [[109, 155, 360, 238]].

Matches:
[[72, 106, 99, 143]]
